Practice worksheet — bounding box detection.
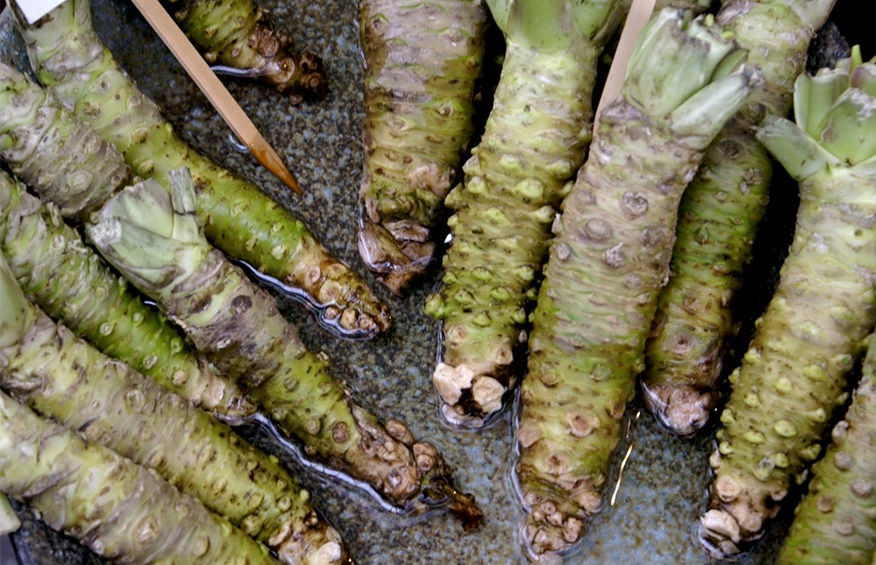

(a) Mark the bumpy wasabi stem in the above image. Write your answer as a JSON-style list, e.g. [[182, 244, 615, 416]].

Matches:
[[0, 60, 131, 223], [699, 51, 876, 557], [87, 168, 482, 527], [356, 0, 488, 293], [0, 67, 252, 418], [643, 0, 838, 437], [0, 252, 348, 565], [776, 333, 876, 565], [513, 10, 753, 558], [0, 390, 277, 564], [163, 0, 326, 101], [423, 0, 628, 427], [12, 0, 390, 339]]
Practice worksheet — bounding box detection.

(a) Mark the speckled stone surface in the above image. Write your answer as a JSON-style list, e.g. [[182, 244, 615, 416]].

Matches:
[[0, 0, 870, 563]]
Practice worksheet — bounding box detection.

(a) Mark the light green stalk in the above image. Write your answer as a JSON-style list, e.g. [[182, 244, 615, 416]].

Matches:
[[0, 493, 19, 536], [0, 389, 277, 564], [777, 332, 876, 565], [700, 50, 876, 557], [163, 0, 327, 101], [0, 66, 252, 417], [423, 0, 629, 428], [11, 0, 391, 339], [643, 0, 838, 437], [87, 168, 482, 527], [0, 250, 348, 564], [514, 9, 752, 558], [357, 0, 488, 293]]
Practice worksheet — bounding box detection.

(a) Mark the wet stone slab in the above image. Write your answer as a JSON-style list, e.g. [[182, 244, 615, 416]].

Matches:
[[2, 0, 867, 563]]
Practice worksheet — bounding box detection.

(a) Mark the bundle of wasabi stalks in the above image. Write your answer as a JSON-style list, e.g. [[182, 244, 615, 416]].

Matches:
[[699, 47, 876, 557], [0, 248, 348, 564], [86, 167, 482, 528], [357, 0, 488, 293], [513, 8, 753, 558], [0, 389, 277, 564], [10, 0, 391, 339], [0, 63, 253, 418], [162, 0, 327, 102], [777, 332, 876, 565], [643, 0, 838, 437], [424, 0, 629, 427]]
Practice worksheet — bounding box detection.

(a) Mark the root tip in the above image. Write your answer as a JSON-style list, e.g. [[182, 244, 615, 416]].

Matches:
[[642, 381, 718, 436]]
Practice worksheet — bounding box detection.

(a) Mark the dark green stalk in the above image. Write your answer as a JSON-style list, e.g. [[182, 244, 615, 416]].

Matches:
[[11, 0, 391, 339], [0, 389, 277, 564], [0, 249, 348, 564], [87, 168, 482, 527], [0, 68, 252, 417]]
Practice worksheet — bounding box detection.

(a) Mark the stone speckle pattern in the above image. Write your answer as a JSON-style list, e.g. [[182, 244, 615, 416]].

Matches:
[[1, 0, 860, 563]]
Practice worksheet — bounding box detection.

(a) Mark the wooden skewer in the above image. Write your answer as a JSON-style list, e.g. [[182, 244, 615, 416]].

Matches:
[[130, 0, 302, 195], [593, 0, 657, 131]]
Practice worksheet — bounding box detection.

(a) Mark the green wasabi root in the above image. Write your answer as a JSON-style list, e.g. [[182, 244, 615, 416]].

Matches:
[[699, 51, 876, 557], [0, 389, 277, 564], [12, 0, 391, 339], [0, 60, 132, 223], [777, 333, 876, 565], [87, 168, 482, 526], [424, 0, 628, 427], [0, 251, 348, 564], [164, 0, 327, 101], [357, 0, 488, 293], [643, 0, 838, 437], [0, 69, 252, 417], [514, 9, 753, 558]]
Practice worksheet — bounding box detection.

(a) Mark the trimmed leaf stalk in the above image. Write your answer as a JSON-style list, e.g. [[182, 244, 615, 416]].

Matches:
[[643, 0, 838, 437], [0, 65, 252, 418], [0, 251, 348, 565], [163, 0, 327, 102], [777, 332, 876, 565], [0, 493, 19, 536], [699, 50, 876, 557], [513, 9, 753, 558], [0, 390, 276, 564], [87, 168, 483, 528], [11, 0, 391, 339], [424, 0, 629, 428], [357, 0, 488, 293]]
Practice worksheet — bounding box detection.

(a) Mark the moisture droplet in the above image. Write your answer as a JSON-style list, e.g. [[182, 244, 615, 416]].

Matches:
[[227, 132, 250, 153]]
